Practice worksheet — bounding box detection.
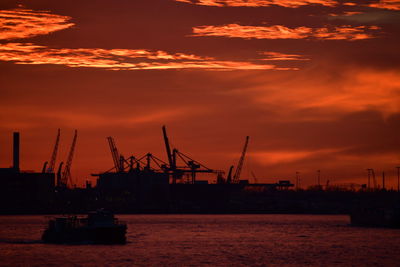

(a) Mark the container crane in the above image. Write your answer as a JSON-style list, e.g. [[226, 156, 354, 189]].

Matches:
[[56, 162, 64, 187], [232, 136, 249, 184], [60, 130, 77, 188], [161, 126, 221, 184], [162, 126, 178, 183], [162, 126, 175, 168], [225, 165, 234, 183], [107, 136, 124, 172], [47, 129, 60, 173], [174, 149, 215, 184]]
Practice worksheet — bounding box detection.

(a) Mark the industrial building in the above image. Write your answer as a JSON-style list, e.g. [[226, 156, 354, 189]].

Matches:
[[0, 132, 55, 213]]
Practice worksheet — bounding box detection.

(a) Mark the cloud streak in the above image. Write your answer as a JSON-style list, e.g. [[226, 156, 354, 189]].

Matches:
[[0, 8, 74, 40], [0, 8, 308, 71], [260, 52, 310, 61], [176, 0, 400, 11], [251, 148, 341, 165], [252, 68, 400, 117], [0, 43, 301, 71], [175, 0, 338, 8], [368, 0, 400, 11], [192, 23, 380, 40]]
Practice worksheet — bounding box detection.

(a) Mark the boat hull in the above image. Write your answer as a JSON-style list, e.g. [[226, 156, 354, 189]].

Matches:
[[42, 224, 127, 244]]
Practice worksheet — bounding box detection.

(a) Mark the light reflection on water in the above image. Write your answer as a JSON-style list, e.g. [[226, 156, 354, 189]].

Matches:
[[0, 214, 399, 266]]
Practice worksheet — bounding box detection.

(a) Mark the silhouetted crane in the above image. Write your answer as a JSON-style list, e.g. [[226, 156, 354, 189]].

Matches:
[[232, 136, 249, 184], [162, 126, 178, 183], [56, 162, 63, 187], [162, 126, 173, 166], [47, 129, 60, 173], [161, 125, 220, 184], [60, 130, 77, 188], [174, 149, 214, 184], [226, 165, 234, 183], [107, 136, 124, 172]]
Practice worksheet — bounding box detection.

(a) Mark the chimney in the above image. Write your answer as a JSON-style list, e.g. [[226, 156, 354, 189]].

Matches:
[[13, 132, 20, 172]]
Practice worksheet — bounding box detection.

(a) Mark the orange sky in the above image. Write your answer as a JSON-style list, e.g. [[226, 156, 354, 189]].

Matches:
[[0, 0, 399, 188]]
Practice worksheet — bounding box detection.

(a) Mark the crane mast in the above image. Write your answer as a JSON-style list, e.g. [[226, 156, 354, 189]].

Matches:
[[162, 126, 178, 183], [162, 126, 174, 170], [107, 136, 123, 172], [232, 136, 249, 184], [56, 162, 64, 187], [47, 129, 60, 173], [226, 165, 234, 183], [60, 130, 77, 188]]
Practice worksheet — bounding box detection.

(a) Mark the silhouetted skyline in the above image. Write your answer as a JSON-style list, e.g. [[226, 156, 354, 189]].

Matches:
[[0, 0, 399, 187]]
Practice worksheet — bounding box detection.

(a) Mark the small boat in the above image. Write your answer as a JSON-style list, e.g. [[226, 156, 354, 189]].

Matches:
[[42, 210, 127, 244]]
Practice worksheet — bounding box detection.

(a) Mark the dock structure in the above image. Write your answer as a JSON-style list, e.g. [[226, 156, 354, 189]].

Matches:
[[0, 127, 297, 214]]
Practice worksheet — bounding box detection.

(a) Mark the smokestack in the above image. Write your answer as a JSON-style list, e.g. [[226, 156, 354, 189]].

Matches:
[[13, 132, 20, 172]]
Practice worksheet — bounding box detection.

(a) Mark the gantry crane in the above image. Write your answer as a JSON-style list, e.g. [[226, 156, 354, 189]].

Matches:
[[107, 136, 124, 172], [56, 162, 64, 187], [162, 125, 221, 184], [232, 136, 249, 184], [59, 130, 77, 188], [162, 125, 177, 183], [225, 165, 234, 183], [42, 129, 60, 174], [47, 129, 60, 173], [95, 126, 222, 183]]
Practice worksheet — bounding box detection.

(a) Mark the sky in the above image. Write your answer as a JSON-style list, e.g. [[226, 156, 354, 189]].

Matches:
[[0, 0, 399, 188]]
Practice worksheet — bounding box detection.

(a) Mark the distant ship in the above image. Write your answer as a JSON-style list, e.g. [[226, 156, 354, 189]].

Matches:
[[42, 210, 127, 244]]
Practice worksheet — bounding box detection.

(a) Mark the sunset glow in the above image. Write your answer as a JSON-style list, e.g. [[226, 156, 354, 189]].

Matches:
[[0, 43, 297, 70], [0, 8, 74, 40], [368, 0, 400, 10], [0, 1, 398, 188], [175, 0, 338, 8], [192, 24, 380, 40]]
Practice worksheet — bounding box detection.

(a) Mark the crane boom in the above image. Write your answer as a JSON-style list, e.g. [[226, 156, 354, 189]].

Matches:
[[61, 130, 77, 187], [47, 129, 60, 173], [232, 136, 249, 184], [162, 125, 174, 170], [57, 162, 64, 187], [107, 136, 123, 172], [226, 165, 234, 183]]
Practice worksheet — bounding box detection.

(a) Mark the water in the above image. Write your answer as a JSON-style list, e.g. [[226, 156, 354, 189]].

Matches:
[[0, 215, 399, 266]]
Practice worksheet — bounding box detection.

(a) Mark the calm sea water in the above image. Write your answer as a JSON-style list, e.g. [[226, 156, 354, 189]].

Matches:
[[0, 214, 399, 266]]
